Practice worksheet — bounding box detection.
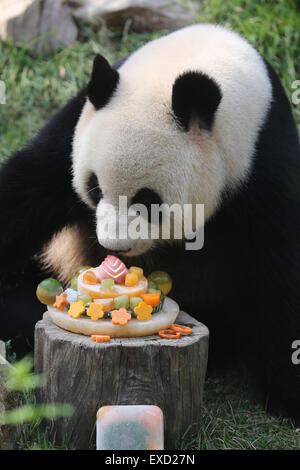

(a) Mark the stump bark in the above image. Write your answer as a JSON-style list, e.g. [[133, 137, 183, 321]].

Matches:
[[35, 311, 209, 449]]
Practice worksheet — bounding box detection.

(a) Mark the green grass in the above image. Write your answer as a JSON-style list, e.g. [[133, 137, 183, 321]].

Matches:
[[0, 26, 163, 162], [198, 0, 300, 132], [182, 368, 300, 450], [0, 0, 299, 450], [13, 389, 61, 450]]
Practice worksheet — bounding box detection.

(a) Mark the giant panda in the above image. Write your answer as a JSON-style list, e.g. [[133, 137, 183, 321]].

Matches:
[[0, 24, 299, 426]]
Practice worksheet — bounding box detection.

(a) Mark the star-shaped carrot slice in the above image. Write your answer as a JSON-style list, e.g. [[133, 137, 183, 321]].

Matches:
[[87, 302, 104, 321], [111, 308, 132, 326], [134, 301, 153, 321], [53, 292, 69, 311], [91, 335, 110, 343]]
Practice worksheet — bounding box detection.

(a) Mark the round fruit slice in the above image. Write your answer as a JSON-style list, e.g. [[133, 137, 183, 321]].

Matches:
[[77, 268, 148, 300]]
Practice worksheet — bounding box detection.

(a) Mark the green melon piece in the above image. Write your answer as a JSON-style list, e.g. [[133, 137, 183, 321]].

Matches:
[[114, 295, 129, 309], [78, 293, 92, 306], [101, 278, 115, 289]]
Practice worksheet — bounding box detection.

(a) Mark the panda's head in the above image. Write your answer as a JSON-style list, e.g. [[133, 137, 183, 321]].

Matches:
[[72, 25, 272, 257]]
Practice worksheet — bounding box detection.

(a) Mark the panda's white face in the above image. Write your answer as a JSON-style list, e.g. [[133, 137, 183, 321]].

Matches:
[[72, 24, 272, 256], [73, 98, 224, 255]]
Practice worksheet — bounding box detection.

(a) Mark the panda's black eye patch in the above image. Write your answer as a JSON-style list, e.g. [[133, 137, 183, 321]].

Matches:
[[131, 188, 163, 223], [86, 172, 102, 207]]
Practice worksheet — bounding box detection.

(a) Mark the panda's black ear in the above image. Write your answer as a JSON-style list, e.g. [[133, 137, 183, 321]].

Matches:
[[172, 71, 222, 131], [87, 54, 120, 110]]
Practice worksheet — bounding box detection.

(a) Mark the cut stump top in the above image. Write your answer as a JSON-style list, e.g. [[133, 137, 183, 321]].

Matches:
[[37, 310, 209, 349]]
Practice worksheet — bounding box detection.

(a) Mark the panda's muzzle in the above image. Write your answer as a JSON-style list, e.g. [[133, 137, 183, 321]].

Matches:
[[95, 196, 155, 257]]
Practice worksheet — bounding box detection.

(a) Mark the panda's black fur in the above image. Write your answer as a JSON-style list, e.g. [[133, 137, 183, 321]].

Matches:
[[0, 43, 300, 426]]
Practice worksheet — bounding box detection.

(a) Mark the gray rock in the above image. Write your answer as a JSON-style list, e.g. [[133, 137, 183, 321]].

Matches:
[[71, 0, 199, 32], [0, 0, 78, 53], [1, 0, 41, 45], [37, 0, 78, 53]]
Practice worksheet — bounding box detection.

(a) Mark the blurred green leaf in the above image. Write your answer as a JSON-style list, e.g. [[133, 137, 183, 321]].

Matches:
[[0, 403, 74, 426], [5, 356, 45, 391]]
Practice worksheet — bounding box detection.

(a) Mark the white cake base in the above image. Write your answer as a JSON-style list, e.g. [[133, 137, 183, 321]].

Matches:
[[47, 297, 179, 337]]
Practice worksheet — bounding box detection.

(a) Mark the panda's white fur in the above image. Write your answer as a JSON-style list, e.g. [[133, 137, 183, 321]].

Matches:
[[41, 23, 272, 279], [71, 24, 272, 256]]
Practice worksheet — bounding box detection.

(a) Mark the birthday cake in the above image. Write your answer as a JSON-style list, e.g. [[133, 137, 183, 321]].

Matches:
[[36, 255, 180, 338]]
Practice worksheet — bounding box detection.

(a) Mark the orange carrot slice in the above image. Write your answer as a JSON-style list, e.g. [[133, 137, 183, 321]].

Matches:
[[158, 329, 180, 339], [91, 335, 111, 343], [111, 308, 132, 326], [170, 324, 192, 335], [53, 292, 69, 311], [141, 292, 161, 307]]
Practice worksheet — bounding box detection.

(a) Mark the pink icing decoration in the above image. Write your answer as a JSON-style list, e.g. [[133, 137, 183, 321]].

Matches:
[[95, 255, 128, 284]]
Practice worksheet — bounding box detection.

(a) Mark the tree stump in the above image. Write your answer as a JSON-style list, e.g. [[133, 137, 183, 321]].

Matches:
[[35, 311, 209, 449]]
